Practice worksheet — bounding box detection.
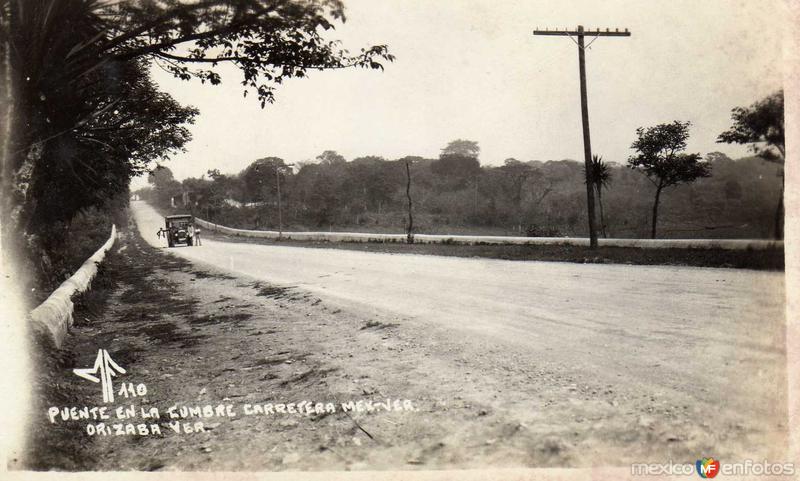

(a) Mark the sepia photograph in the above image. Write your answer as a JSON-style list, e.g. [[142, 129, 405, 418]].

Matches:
[[0, 0, 797, 479]]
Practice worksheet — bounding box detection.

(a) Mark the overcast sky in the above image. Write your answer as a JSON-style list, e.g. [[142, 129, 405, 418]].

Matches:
[[138, 0, 786, 187]]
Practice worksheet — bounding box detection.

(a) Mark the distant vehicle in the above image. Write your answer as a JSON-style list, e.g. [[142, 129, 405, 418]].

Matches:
[[164, 214, 194, 247]]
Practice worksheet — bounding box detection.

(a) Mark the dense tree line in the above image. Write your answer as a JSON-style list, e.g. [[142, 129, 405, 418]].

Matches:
[[141, 89, 785, 241], [140, 142, 783, 240]]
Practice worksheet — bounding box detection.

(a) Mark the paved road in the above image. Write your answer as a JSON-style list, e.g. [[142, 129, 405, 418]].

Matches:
[[132, 201, 787, 452]]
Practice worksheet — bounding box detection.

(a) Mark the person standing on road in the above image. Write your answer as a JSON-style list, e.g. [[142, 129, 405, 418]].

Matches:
[[187, 224, 195, 246], [194, 227, 202, 246], [156, 228, 168, 245]]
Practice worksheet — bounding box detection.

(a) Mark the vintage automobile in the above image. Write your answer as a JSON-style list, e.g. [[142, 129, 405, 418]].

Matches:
[[164, 214, 194, 247]]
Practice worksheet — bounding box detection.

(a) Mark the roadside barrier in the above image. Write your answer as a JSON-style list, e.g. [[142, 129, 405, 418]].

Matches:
[[29, 225, 117, 348], [193, 218, 781, 251]]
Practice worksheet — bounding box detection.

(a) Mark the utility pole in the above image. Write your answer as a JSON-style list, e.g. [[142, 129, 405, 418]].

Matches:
[[533, 25, 630, 248]]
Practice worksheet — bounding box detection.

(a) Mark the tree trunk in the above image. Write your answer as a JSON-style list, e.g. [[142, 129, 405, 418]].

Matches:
[[405, 160, 414, 243], [774, 170, 784, 240], [1, 57, 43, 292], [651, 185, 663, 239], [0, 39, 20, 288], [0, 34, 14, 260], [1, 0, 58, 293]]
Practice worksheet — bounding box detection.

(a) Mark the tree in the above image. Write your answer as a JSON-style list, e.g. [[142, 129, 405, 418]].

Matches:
[[403, 157, 414, 243], [19, 61, 197, 235], [28, 61, 199, 226], [292, 161, 342, 226], [148, 165, 176, 187], [432, 140, 480, 189], [347, 156, 399, 215], [105, 1, 394, 106], [431, 154, 480, 185], [586, 155, 612, 238], [717, 90, 784, 238], [147, 165, 182, 209], [240, 157, 287, 203], [316, 150, 346, 166], [497, 159, 542, 232], [206, 168, 245, 203], [4, 2, 194, 238], [441, 139, 480, 158], [628, 121, 711, 239]]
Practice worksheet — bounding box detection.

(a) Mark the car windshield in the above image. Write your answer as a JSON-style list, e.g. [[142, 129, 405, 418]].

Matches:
[[166, 216, 192, 229]]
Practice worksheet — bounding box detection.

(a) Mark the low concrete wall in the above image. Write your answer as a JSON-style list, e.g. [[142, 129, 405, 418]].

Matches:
[[194, 218, 782, 251], [30, 224, 117, 348]]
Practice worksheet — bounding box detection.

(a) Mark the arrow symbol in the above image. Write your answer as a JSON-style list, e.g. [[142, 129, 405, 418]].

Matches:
[[74, 349, 126, 403]]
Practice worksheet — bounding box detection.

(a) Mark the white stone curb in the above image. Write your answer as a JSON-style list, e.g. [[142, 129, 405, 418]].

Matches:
[[194, 218, 781, 251], [29, 224, 117, 348]]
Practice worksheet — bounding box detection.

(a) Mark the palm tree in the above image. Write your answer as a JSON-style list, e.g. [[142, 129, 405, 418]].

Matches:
[[585, 155, 612, 238]]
